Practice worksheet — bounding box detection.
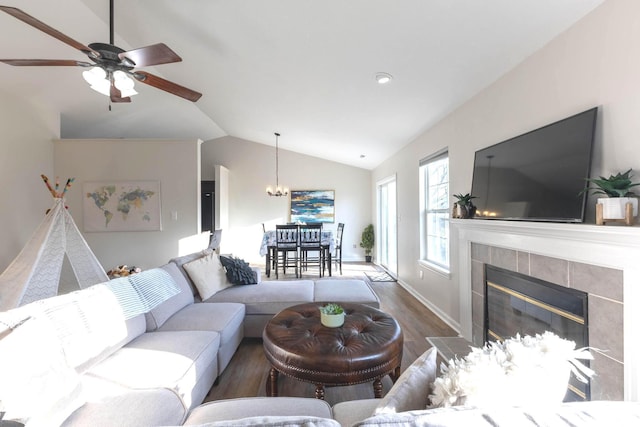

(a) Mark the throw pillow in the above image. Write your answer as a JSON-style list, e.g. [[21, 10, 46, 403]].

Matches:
[[183, 252, 231, 300], [169, 249, 213, 296], [373, 347, 437, 414], [220, 255, 258, 285]]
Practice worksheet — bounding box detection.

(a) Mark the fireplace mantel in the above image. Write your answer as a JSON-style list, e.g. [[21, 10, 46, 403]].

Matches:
[[452, 219, 640, 401]]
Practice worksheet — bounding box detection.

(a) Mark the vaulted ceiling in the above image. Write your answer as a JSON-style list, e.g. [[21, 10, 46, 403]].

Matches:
[[0, 0, 604, 169]]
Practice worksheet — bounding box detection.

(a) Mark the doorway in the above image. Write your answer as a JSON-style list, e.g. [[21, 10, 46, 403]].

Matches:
[[377, 175, 397, 276], [201, 180, 215, 233]]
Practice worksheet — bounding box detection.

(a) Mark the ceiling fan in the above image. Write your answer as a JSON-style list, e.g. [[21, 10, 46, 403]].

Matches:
[[0, 1, 202, 103]]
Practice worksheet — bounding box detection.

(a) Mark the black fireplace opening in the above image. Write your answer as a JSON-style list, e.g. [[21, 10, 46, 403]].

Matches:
[[484, 265, 590, 401]]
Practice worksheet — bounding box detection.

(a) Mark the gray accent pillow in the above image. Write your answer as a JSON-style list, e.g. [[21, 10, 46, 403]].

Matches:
[[220, 256, 257, 285]]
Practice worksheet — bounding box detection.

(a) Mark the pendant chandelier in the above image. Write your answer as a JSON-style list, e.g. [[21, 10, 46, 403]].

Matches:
[[266, 132, 289, 197]]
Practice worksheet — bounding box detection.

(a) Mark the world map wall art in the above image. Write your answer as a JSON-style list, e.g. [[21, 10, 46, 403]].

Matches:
[[83, 181, 162, 232], [290, 190, 335, 223]]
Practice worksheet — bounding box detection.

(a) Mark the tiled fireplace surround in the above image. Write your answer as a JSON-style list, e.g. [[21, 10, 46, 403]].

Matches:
[[453, 219, 640, 402]]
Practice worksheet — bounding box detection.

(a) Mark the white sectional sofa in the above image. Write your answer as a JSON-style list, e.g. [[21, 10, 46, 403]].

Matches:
[[5, 248, 638, 426], [0, 249, 379, 426]]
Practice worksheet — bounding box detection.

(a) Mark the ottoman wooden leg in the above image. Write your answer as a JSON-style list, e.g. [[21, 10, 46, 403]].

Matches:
[[267, 368, 279, 397], [373, 378, 383, 398], [315, 384, 325, 400], [391, 365, 401, 383]]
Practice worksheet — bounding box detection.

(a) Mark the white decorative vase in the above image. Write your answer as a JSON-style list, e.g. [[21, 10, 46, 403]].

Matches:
[[598, 197, 638, 219], [320, 312, 345, 328], [509, 364, 570, 406]]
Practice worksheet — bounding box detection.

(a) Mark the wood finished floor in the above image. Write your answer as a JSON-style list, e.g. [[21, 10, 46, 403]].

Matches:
[[204, 262, 458, 406]]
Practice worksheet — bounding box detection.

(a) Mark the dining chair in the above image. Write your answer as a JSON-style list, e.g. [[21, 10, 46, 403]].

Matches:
[[334, 223, 344, 275], [275, 224, 299, 278], [262, 223, 277, 276], [299, 223, 323, 277]]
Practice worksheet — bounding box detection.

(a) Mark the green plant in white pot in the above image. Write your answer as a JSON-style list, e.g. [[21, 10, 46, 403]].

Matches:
[[319, 303, 345, 328], [452, 193, 477, 219], [360, 224, 374, 262], [582, 169, 640, 224]]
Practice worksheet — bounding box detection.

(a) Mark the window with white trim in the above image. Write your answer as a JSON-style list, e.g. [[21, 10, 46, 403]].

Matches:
[[419, 151, 450, 272]]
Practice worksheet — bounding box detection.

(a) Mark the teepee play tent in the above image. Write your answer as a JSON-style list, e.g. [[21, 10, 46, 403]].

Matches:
[[0, 176, 108, 311]]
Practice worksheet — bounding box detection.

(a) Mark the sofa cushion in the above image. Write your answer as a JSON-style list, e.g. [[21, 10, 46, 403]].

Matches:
[[332, 399, 379, 427], [313, 279, 380, 308], [159, 302, 245, 346], [63, 377, 187, 427], [86, 330, 220, 409], [220, 255, 258, 285], [374, 347, 437, 414], [145, 263, 195, 331], [354, 401, 640, 426], [184, 252, 232, 300], [0, 309, 85, 427], [206, 280, 315, 314], [183, 397, 333, 424], [189, 416, 340, 426], [19, 284, 146, 373]]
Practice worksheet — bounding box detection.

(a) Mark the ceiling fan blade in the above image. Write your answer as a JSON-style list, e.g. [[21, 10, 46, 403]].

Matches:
[[119, 43, 182, 67], [110, 78, 131, 103], [0, 6, 99, 58], [133, 71, 202, 102], [110, 94, 131, 103], [0, 59, 92, 67]]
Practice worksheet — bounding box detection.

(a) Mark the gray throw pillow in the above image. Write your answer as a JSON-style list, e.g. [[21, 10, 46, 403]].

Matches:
[[220, 256, 258, 285]]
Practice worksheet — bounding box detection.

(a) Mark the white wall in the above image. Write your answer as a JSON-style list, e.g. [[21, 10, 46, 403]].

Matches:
[[372, 0, 640, 330], [0, 90, 59, 272], [54, 139, 202, 276], [201, 136, 371, 264]]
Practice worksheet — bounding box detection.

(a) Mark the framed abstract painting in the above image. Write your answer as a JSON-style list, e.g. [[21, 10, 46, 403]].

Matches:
[[83, 180, 162, 232], [290, 190, 335, 223]]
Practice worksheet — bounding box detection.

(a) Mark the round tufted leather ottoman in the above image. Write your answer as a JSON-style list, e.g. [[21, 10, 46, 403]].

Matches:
[[262, 302, 403, 399]]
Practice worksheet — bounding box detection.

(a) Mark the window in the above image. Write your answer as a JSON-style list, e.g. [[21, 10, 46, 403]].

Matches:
[[419, 150, 449, 272]]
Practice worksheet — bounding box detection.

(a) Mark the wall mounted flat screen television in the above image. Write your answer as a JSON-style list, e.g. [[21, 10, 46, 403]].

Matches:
[[470, 107, 597, 222]]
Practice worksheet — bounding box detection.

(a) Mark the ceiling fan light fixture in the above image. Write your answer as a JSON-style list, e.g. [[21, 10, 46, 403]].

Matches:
[[90, 79, 111, 97], [119, 87, 138, 97], [82, 66, 106, 85], [113, 70, 137, 96], [82, 66, 110, 96], [113, 70, 134, 89]]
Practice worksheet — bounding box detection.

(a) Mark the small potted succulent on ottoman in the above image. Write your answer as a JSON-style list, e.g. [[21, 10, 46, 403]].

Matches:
[[319, 303, 345, 328], [582, 169, 640, 225]]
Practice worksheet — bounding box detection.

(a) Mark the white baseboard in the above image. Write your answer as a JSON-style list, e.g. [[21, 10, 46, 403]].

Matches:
[[395, 278, 461, 334]]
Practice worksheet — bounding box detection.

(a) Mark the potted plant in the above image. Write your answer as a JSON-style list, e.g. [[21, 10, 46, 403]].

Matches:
[[360, 224, 374, 262], [452, 193, 477, 219], [582, 169, 640, 225], [319, 303, 345, 327]]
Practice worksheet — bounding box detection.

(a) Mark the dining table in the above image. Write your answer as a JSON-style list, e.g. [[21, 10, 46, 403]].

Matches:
[[260, 230, 335, 277]]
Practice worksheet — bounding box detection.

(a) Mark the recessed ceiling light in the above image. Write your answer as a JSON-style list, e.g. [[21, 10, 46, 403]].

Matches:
[[375, 72, 393, 84]]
